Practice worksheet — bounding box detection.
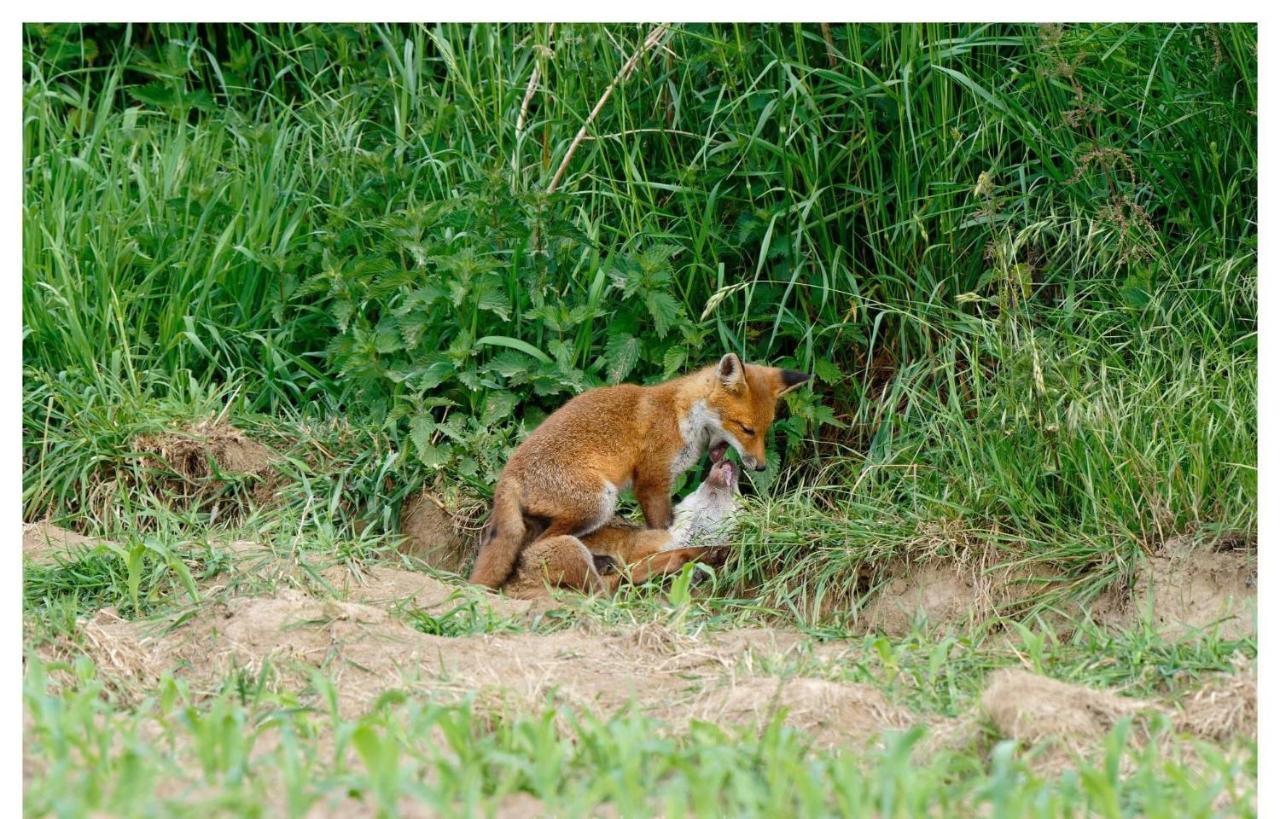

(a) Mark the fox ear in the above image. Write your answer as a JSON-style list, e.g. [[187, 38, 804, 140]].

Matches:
[[776, 369, 810, 396], [717, 353, 745, 392]]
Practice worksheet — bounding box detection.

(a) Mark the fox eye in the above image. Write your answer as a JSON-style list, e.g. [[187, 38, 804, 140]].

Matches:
[[739, 424, 756, 437]]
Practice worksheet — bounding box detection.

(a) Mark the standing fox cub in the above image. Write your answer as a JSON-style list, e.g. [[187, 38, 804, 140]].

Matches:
[[469, 353, 809, 588]]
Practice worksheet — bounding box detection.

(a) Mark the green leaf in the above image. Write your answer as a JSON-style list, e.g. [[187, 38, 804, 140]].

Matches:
[[745, 449, 782, 496], [475, 278, 512, 321], [1120, 267, 1153, 308], [374, 319, 404, 353], [352, 722, 399, 779], [644, 291, 683, 339], [606, 255, 642, 296], [184, 89, 220, 113], [810, 403, 845, 429], [399, 313, 427, 349], [128, 82, 180, 108], [526, 304, 565, 333], [638, 244, 677, 283], [435, 415, 468, 444], [448, 279, 469, 307], [417, 439, 449, 469], [404, 282, 448, 311], [456, 456, 479, 478], [567, 303, 605, 324], [474, 335, 552, 365], [814, 358, 842, 385], [411, 358, 454, 391], [548, 339, 576, 368], [661, 345, 687, 379], [486, 349, 534, 378], [604, 333, 641, 384], [333, 301, 355, 333], [409, 414, 437, 456], [482, 391, 517, 424]]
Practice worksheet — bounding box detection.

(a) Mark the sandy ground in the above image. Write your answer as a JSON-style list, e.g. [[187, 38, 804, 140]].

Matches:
[[857, 537, 1255, 640], [27, 525, 1255, 770], [67, 567, 905, 749]]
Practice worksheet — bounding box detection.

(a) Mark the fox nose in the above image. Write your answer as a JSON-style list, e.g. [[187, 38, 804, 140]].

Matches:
[[743, 456, 766, 472]]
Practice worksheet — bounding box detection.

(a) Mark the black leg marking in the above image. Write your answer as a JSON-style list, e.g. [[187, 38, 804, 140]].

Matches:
[[592, 553, 620, 575]]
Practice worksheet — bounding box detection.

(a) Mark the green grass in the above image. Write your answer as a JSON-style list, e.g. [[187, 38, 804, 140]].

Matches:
[[401, 598, 526, 637], [24, 641, 1255, 818], [23, 23, 1256, 517], [22, 22, 1256, 817]]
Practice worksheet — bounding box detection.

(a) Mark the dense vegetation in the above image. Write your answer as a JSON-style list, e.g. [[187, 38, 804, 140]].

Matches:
[[24, 22, 1255, 537], [22, 23, 1256, 816]]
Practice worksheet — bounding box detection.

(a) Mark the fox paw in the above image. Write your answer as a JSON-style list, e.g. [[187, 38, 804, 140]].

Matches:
[[592, 553, 621, 576], [699, 547, 729, 566]]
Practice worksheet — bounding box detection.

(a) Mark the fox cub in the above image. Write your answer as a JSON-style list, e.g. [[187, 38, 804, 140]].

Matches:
[[469, 353, 808, 589], [503, 458, 742, 598]]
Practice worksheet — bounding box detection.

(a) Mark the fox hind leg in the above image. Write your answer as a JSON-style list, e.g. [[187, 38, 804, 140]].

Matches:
[[507, 535, 609, 598], [476, 470, 618, 590], [592, 553, 621, 575], [525, 478, 620, 541]]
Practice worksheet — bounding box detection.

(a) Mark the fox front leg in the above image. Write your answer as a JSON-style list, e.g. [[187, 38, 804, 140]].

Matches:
[[634, 477, 674, 530]]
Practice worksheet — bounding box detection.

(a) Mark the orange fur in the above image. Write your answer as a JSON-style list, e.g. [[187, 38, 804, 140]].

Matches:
[[502, 519, 725, 599], [468, 354, 808, 588]]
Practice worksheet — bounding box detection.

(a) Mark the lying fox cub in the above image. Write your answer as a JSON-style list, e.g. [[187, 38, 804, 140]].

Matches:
[[503, 458, 742, 599]]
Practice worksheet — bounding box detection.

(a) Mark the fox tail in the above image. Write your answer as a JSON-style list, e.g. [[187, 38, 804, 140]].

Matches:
[[468, 479, 526, 588]]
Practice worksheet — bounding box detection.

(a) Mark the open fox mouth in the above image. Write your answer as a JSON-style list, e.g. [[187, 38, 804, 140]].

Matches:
[[709, 440, 730, 463]]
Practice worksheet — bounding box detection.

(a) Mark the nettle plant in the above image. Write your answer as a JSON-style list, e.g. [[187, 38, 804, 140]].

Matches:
[[299, 175, 712, 488]]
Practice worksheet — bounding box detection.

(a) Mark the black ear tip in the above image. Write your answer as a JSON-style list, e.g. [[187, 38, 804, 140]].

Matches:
[[782, 370, 810, 388]]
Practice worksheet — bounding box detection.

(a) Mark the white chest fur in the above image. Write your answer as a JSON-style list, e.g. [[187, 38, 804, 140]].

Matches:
[[670, 400, 722, 482]]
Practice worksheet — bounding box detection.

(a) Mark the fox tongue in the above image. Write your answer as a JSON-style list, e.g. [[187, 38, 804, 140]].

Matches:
[[710, 441, 729, 463]]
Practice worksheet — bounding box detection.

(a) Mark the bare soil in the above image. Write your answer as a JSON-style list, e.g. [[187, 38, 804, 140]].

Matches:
[[856, 535, 1255, 640], [708, 677, 911, 748], [982, 668, 1156, 744], [1129, 537, 1256, 640], [23, 522, 104, 564], [858, 559, 985, 636], [977, 668, 1162, 774], [397, 489, 482, 574], [66, 584, 909, 753], [121, 419, 283, 519], [977, 664, 1257, 776], [318, 563, 531, 619], [134, 418, 276, 480], [26, 511, 1256, 786], [1176, 659, 1257, 742]]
